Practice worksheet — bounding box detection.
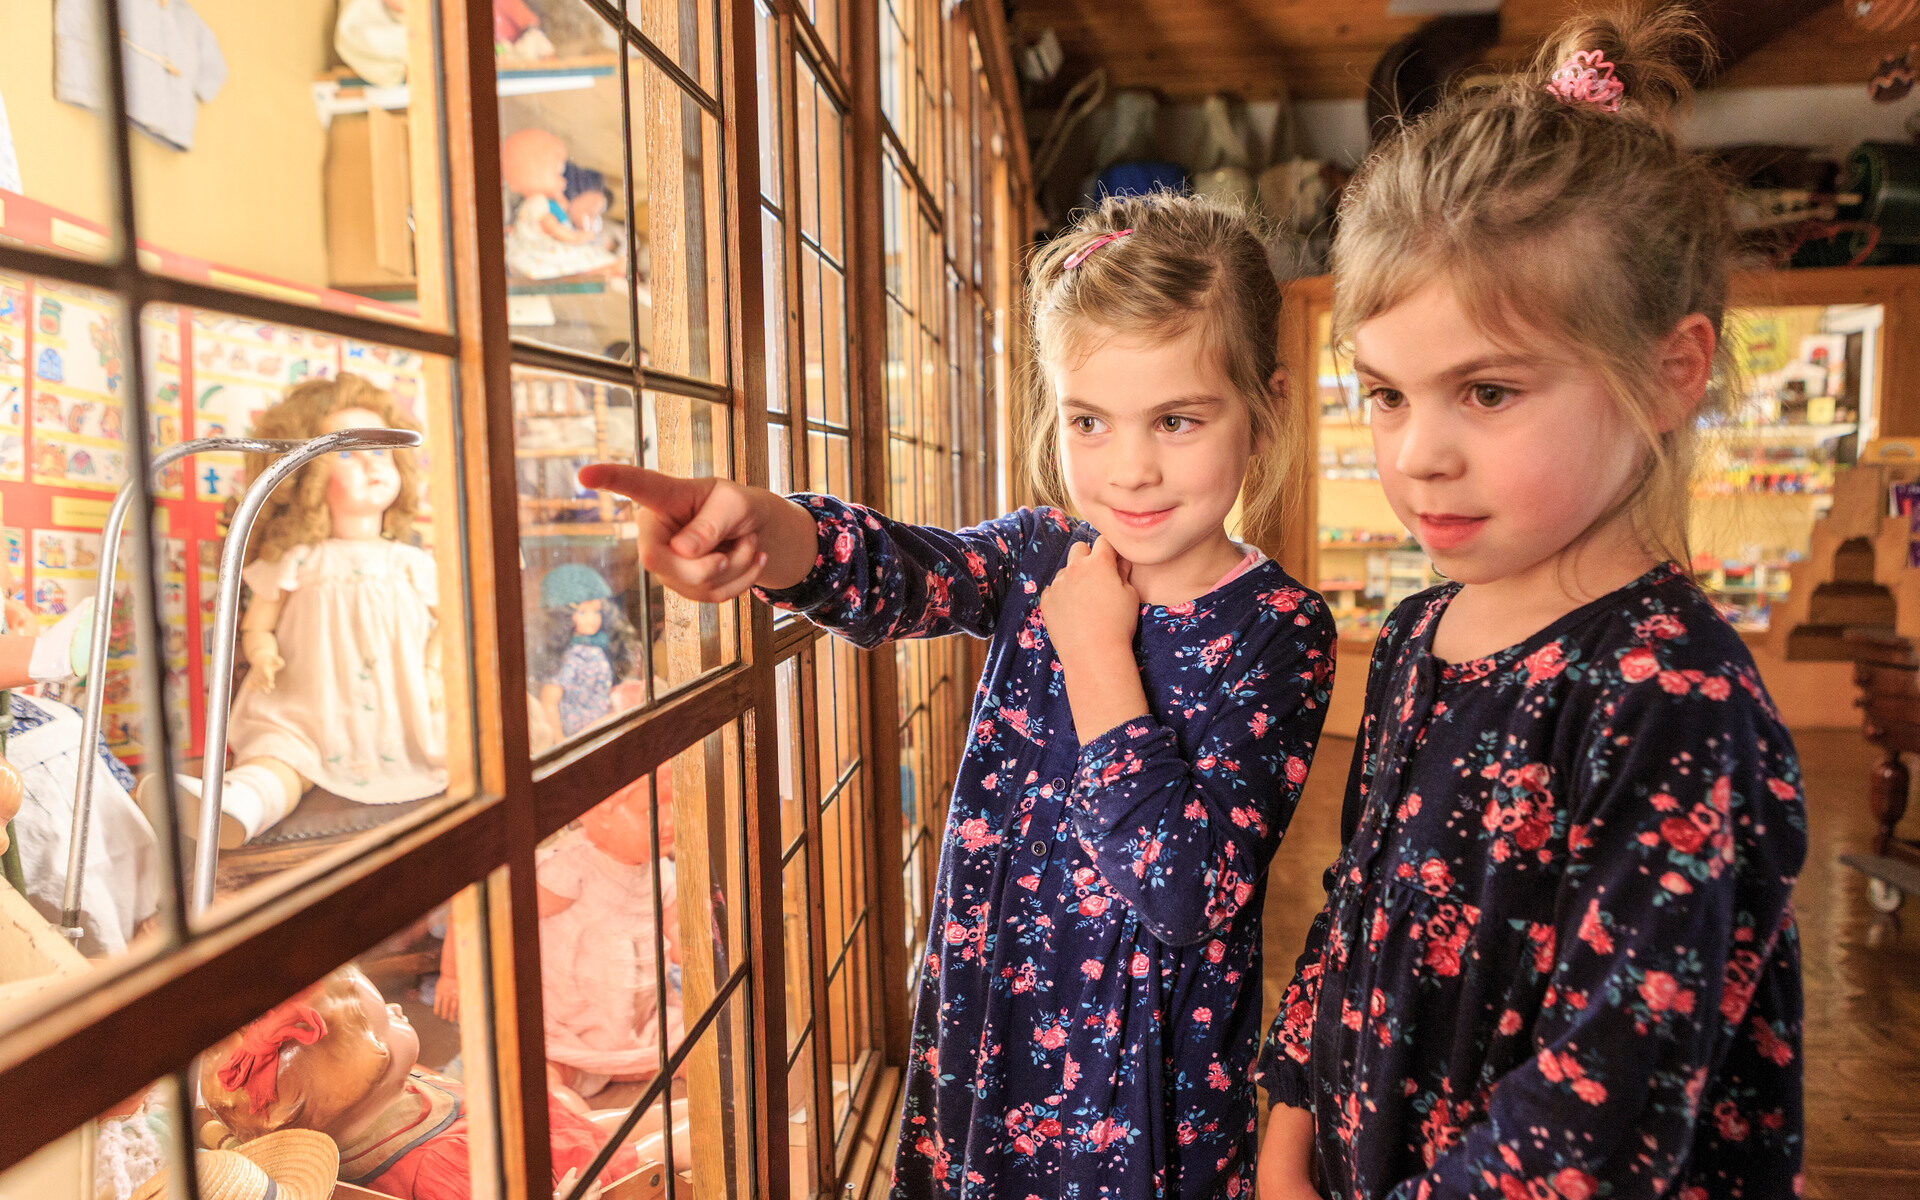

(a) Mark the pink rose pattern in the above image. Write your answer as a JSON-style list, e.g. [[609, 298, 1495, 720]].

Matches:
[[1256, 564, 1806, 1200], [758, 497, 1336, 1199]]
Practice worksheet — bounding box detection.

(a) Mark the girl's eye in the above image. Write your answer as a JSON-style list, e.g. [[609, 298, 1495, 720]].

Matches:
[[1367, 387, 1404, 411], [1157, 415, 1193, 433], [1066, 414, 1102, 434], [1469, 383, 1514, 409]]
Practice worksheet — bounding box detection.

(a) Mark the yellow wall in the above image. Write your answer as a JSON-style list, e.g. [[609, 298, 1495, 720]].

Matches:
[[0, 0, 336, 286]]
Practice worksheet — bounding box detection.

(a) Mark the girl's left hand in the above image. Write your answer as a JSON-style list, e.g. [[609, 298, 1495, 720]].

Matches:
[[1040, 536, 1139, 663]]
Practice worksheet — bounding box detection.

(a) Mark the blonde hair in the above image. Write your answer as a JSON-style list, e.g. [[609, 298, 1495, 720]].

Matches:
[[1023, 191, 1294, 542], [1333, 4, 1737, 570], [244, 373, 423, 565]]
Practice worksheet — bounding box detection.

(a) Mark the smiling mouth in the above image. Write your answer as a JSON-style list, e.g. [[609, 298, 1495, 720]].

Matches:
[[1110, 507, 1173, 529]]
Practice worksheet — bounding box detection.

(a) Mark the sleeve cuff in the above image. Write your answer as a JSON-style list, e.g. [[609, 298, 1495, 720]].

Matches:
[[1256, 1055, 1314, 1111], [1070, 716, 1173, 824], [750, 493, 837, 613]]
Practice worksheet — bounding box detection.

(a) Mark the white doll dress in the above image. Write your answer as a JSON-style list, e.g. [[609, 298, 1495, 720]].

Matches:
[[224, 538, 446, 803]]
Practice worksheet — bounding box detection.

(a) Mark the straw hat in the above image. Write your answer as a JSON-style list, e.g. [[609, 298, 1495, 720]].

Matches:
[[131, 1129, 339, 1200]]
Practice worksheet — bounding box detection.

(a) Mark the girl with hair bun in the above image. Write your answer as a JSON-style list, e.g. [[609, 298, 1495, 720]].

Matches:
[[1255, 8, 1805, 1200]]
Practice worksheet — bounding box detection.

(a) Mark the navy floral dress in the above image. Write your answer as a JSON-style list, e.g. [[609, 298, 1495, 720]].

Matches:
[[1257, 563, 1805, 1200], [756, 496, 1337, 1199]]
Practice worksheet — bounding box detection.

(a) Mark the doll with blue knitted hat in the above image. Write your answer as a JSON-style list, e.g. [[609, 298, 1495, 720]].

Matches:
[[533, 563, 638, 739]]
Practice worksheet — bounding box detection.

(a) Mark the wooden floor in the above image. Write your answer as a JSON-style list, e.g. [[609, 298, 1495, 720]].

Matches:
[[1261, 727, 1920, 1199]]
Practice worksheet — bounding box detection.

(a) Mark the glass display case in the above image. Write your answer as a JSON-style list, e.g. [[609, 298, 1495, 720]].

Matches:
[[0, 2, 1030, 1199]]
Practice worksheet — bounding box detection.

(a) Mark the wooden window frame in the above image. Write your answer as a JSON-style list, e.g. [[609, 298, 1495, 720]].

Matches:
[[0, 3, 1032, 1199]]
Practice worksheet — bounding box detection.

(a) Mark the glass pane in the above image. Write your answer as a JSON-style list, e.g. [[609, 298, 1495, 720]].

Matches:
[[802, 66, 846, 267], [804, 0, 840, 66], [755, 4, 782, 209], [0, 1078, 178, 1200], [767, 420, 792, 496], [1698, 303, 1883, 631], [762, 207, 789, 417], [0, 5, 117, 260], [631, 0, 720, 100], [664, 723, 746, 1068], [631, 53, 727, 383], [786, 1037, 819, 1200], [782, 853, 812, 1057], [677, 982, 755, 1199], [199, 917, 511, 1200], [0, 279, 180, 1036], [512, 367, 647, 754], [499, 1, 632, 359], [153, 328, 474, 926], [642, 391, 738, 694], [774, 655, 803, 850], [126, 0, 447, 329]]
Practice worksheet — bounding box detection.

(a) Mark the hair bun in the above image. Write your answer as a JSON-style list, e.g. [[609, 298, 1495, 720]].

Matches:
[[1531, 4, 1711, 125]]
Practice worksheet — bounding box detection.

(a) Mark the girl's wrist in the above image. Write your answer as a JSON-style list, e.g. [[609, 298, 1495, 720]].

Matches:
[[752, 491, 823, 592]]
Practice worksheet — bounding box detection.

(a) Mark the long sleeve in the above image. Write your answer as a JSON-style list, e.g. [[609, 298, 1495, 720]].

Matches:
[[753, 495, 1041, 649], [1384, 671, 1807, 1200], [1066, 595, 1335, 947], [1256, 622, 1397, 1109]]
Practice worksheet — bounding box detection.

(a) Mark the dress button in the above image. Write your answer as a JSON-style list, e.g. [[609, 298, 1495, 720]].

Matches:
[[1031, 840, 1048, 857]]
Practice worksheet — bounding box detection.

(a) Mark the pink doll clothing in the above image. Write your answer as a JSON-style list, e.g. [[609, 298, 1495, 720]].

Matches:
[[225, 538, 447, 803], [536, 830, 685, 1079]]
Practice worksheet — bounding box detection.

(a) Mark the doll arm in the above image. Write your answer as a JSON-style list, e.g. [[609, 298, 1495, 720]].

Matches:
[[536, 881, 577, 919], [239, 588, 287, 691], [1380, 673, 1807, 1200], [1064, 593, 1336, 946], [535, 204, 594, 245], [539, 682, 565, 744]]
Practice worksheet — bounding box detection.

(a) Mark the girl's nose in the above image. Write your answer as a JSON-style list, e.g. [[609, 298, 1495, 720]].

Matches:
[[1111, 433, 1162, 488], [1392, 406, 1462, 480]]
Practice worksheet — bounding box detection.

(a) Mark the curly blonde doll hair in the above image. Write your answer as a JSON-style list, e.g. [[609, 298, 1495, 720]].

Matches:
[[243, 373, 423, 565]]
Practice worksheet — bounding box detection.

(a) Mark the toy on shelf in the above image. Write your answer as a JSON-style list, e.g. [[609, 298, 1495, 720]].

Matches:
[[165, 375, 446, 848], [438, 777, 682, 1110], [533, 563, 638, 740], [199, 965, 644, 1200], [335, 0, 409, 88], [500, 129, 623, 282], [494, 0, 556, 63]]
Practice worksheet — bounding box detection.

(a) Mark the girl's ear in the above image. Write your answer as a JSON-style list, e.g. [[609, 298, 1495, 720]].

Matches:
[[1655, 313, 1716, 433]]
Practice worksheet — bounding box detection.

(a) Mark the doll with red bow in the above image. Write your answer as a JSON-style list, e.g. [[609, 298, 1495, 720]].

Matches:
[[199, 965, 640, 1200]]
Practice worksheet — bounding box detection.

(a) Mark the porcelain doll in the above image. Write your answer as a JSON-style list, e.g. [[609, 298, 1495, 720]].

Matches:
[[162, 373, 446, 847], [500, 128, 622, 281], [531, 563, 637, 740], [437, 777, 683, 1108], [199, 965, 641, 1200]]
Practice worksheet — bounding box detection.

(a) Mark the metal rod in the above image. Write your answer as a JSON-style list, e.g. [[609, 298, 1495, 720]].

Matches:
[[60, 437, 316, 941], [190, 427, 422, 914]]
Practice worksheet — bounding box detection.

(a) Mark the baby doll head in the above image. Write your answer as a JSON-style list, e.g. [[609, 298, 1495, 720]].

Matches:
[[578, 776, 674, 865], [534, 562, 638, 682], [1330, 7, 1735, 571], [200, 965, 420, 1143], [245, 374, 422, 566], [500, 128, 569, 201]]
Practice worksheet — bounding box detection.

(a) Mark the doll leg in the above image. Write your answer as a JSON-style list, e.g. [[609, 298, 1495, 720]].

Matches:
[[166, 756, 307, 848]]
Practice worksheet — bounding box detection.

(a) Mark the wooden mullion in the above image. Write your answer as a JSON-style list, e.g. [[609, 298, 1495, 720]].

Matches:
[[779, 8, 813, 496], [716, 0, 791, 1193], [0, 798, 506, 1169], [442, 1, 551, 1194], [848, 0, 912, 1077], [795, 643, 837, 1195]]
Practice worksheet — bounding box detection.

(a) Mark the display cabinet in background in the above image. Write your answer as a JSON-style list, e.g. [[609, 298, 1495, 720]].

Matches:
[[0, 2, 1031, 1200], [1283, 266, 1920, 643]]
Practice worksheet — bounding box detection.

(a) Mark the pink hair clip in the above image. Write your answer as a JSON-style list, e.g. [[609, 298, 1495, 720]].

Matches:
[[1063, 228, 1134, 271], [1546, 49, 1625, 113]]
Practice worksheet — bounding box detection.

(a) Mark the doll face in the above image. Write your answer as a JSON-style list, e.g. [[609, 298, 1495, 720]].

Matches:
[[297, 969, 420, 1140], [572, 598, 604, 636], [579, 778, 671, 864], [321, 406, 404, 521]]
